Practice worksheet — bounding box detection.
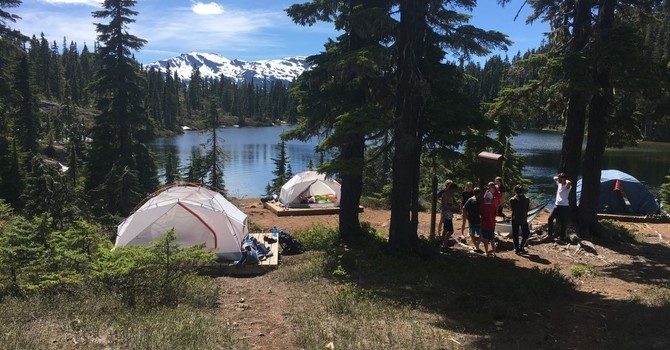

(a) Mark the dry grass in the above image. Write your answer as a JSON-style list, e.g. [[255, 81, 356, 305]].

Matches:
[[0, 288, 237, 350]]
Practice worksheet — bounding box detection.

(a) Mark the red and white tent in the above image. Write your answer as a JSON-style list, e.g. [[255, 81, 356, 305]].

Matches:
[[114, 183, 248, 260]]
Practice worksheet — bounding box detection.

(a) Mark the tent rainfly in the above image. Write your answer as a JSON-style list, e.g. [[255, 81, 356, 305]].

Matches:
[[279, 170, 341, 206], [576, 169, 660, 215], [115, 184, 248, 260]]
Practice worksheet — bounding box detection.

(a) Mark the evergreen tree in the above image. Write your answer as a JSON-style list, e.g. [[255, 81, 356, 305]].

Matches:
[[163, 147, 181, 185], [389, 0, 509, 248], [185, 147, 207, 183], [0, 216, 47, 297], [162, 64, 179, 130], [13, 54, 40, 154], [21, 155, 70, 229], [202, 99, 226, 191], [79, 44, 94, 105], [266, 139, 290, 195], [517, 0, 662, 236], [86, 0, 157, 215], [287, 0, 395, 241], [0, 139, 24, 208], [188, 65, 204, 113]]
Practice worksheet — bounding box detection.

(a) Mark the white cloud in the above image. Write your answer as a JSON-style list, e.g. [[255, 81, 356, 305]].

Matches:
[[42, 0, 102, 6], [14, 1, 332, 63], [15, 9, 98, 47], [135, 6, 287, 60], [191, 2, 224, 15]]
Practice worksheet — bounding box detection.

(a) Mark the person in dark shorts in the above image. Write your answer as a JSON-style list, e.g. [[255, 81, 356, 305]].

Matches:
[[462, 187, 482, 252], [548, 173, 572, 238], [440, 180, 460, 250], [510, 184, 530, 254], [459, 182, 474, 241]]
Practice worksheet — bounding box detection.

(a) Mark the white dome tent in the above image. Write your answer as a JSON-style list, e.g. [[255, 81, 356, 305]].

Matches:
[[279, 170, 341, 206], [114, 183, 248, 261]]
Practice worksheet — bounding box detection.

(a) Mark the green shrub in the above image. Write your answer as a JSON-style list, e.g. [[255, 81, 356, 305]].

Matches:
[[0, 217, 110, 299], [571, 264, 599, 279], [91, 229, 217, 308], [360, 195, 391, 210], [295, 223, 339, 251]]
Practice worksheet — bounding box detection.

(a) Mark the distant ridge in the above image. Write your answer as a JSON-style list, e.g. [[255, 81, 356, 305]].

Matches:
[[143, 52, 309, 86]]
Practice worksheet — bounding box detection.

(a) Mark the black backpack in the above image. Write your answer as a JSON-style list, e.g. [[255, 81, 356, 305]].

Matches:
[[279, 229, 303, 255]]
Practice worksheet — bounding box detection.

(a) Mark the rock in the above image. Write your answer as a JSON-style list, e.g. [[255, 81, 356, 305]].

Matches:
[[325, 341, 335, 349]]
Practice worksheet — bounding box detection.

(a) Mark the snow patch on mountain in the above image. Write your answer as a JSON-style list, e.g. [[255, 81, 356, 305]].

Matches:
[[144, 52, 309, 86]]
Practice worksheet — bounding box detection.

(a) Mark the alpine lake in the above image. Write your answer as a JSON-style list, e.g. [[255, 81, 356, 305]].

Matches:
[[148, 127, 670, 202]]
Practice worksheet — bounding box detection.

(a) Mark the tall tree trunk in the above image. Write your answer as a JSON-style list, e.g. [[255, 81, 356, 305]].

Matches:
[[339, 135, 365, 241], [389, 0, 427, 249], [579, 0, 616, 236], [559, 0, 593, 235], [338, 0, 367, 242]]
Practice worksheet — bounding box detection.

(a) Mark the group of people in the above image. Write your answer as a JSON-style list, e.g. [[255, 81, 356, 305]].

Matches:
[[437, 172, 573, 257], [438, 177, 508, 256]]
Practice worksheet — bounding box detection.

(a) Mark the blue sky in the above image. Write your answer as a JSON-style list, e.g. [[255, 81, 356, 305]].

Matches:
[[12, 0, 547, 64]]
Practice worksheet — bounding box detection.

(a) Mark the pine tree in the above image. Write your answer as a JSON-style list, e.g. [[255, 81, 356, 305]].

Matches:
[[266, 139, 290, 195], [0, 216, 46, 297], [13, 54, 40, 154], [185, 148, 206, 183], [0, 138, 24, 208], [163, 147, 181, 185], [86, 0, 157, 215], [389, 0, 509, 248], [516, 0, 663, 236], [21, 155, 70, 229], [287, 0, 395, 241], [203, 99, 225, 192]]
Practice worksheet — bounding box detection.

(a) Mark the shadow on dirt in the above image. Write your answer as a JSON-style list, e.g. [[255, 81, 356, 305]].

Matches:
[[329, 233, 670, 349]]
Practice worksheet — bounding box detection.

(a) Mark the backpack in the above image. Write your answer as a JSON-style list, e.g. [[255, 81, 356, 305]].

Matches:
[[279, 229, 303, 255]]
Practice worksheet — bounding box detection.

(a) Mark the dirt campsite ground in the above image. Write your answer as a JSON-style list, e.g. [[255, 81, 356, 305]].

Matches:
[[215, 198, 670, 349]]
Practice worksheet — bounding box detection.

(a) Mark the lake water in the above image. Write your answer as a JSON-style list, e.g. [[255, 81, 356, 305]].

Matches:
[[149, 127, 670, 200], [149, 126, 322, 198]]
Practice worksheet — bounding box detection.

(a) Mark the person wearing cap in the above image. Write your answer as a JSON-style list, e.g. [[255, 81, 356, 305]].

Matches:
[[510, 184, 530, 254], [479, 191, 497, 256], [439, 179, 460, 250], [548, 172, 572, 238]]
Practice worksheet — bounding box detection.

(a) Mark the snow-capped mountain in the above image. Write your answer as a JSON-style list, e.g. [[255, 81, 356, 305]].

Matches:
[[144, 52, 309, 86]]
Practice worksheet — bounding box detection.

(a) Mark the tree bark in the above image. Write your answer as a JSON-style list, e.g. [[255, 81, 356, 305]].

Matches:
[[578, 0, 616, 235], [389, 0, 427, 249], [338, 0, 369, 242], [339, 134, 365, 242], [559, 0, 593, 235]]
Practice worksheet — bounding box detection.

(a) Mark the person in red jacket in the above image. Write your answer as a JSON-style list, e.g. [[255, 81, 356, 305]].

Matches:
[[479, 191, 497, 257]]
